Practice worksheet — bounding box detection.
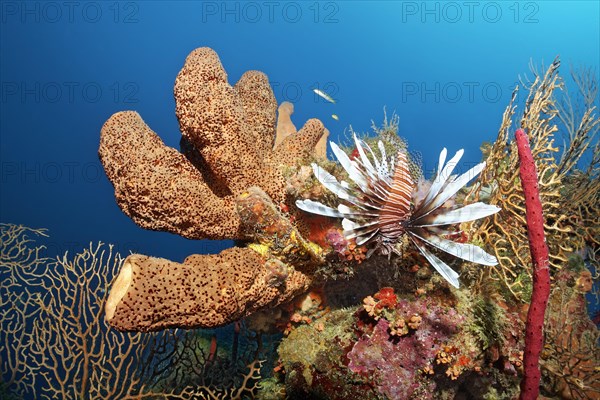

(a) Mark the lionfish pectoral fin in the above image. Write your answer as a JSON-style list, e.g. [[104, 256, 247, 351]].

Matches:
[[312, 163, 355, 201], [295, 199, 344, 218], [377, 141, 389, 177], [353, 133, 378, 179], [412, 202, 501, 226], [409, 235, 460, 288], [417, 148, 455, 212], [415, 160, 486, 220], [356, 229, 379, 246], [330, 141, 368, 190], [410, 228, 498, 266]]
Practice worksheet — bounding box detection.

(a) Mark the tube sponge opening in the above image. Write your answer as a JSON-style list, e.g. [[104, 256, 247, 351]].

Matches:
[[104, 258, 133, 322]]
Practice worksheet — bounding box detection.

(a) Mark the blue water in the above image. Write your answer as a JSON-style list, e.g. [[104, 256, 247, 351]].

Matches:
[[1, 1, 598, 262]]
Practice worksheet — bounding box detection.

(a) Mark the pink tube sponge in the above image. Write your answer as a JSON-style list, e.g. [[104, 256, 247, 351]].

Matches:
[[515, 128, 551, 400]]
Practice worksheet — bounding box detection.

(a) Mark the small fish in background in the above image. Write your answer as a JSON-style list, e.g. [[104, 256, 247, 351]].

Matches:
[[331, 114, 339, 121], [313, 88, 336, 104]]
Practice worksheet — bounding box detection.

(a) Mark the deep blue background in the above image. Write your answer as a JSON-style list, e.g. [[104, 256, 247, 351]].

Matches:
[[1, 1, 599, 262]]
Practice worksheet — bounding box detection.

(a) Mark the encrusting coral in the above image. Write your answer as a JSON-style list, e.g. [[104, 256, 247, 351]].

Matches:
[[100, 48, 327, 331], [275, 285, 526, 400]]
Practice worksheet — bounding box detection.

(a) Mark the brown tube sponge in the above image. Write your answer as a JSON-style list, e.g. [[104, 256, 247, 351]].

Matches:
[[274, 101, 297, 148], [99, 111, 240, 239], [104, 248, 312, 331], [270, 118, 326, 167], [237, 186, 324, 274], [104, 185, 323, 331], [315, 127, 330, 159], [100, 49, 326, 239], [174, 48, 277, 195], [100, 47, 330, 331]]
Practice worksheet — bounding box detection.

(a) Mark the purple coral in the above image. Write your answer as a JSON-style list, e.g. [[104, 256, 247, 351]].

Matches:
[[348, 319, 422, 398], [326, 228, 349, 255], [347, 298, 464, 399]]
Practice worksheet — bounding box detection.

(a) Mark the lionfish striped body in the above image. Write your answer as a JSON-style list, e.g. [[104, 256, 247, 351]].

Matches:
[[296, 134, 500, 288]]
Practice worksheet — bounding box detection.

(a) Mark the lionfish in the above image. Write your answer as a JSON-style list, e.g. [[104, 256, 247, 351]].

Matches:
[[296, 134, 500, 288]]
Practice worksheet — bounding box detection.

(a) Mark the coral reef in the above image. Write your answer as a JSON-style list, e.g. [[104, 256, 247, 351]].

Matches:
[[268, 60, 599, 400], [458, 58, 599, 399], [348, 293, 465, 399], [95, 48, 599, 399], [541, 264, 600, 399], [276, 285, 524, 399]]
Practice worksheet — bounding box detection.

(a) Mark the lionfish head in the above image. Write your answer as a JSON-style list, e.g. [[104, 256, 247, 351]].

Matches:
[[296, 133, 500, 288]]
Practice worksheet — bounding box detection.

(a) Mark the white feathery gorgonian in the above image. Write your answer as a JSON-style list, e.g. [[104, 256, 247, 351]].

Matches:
[[295, 134, 500, 288]]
